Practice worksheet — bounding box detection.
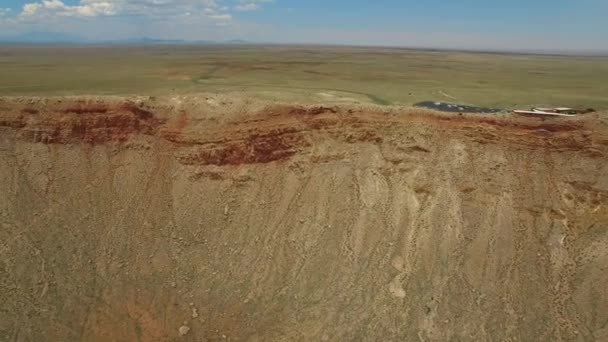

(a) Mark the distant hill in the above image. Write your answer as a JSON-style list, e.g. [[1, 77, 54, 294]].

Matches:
[[101, 37, 190, 45]]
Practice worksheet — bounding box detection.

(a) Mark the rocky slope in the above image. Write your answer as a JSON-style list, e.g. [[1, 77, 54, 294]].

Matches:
[[1, 95, 607, 341]]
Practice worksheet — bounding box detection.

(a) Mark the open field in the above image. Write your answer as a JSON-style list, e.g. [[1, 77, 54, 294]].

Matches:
[[1, 45, 608, 109]]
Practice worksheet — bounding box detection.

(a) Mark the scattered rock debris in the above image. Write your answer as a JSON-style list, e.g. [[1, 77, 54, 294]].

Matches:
[[178, 325, 190, 336]]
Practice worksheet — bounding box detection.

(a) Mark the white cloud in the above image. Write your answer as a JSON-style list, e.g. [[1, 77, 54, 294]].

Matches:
[[20, 0, 116, 18], [209, 13, 232, 20], [234, 0, 273, 12], [43, 0, 64, 10], [14, 0, 245, 19], [22, 3, 41, 16], [0, 8, 12, 17], [0, 0, 280, 40], [235, 4, 259, 11]]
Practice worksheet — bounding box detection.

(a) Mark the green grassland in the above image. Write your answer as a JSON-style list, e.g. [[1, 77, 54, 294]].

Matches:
[[1, 45, 607, 109]]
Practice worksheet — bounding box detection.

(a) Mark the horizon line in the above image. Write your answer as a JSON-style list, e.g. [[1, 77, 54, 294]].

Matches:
[[1, 39, 607, 58]]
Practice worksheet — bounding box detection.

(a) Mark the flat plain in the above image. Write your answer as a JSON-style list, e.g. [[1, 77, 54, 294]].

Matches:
[[1, 45, 608, 341], [1, 45, 607, 109]]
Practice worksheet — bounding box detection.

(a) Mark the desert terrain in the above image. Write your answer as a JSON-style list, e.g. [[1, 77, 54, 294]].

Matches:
[[1, 45, 608, 109], [1, 92, 607, 341]]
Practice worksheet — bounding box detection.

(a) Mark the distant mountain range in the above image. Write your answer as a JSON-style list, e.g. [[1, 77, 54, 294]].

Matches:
[[1, 32, 606, 56], [0, 32, 251, 45]]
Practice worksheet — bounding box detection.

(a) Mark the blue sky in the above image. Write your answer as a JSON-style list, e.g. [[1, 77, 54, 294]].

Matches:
[[0, 0, 607, 51]]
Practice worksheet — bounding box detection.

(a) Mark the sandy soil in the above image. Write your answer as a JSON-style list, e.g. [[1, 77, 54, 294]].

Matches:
[[1, 94, 607, 341]]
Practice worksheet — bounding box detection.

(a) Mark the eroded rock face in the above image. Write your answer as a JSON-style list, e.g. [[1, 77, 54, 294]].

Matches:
[[0, 100, 164, 145], [1, 95, 607, 341]]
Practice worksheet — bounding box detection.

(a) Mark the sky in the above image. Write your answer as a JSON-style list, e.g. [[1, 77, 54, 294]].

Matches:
[[0, 0, 607, 51]]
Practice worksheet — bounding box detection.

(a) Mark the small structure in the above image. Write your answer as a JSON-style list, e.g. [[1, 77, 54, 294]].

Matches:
[[513, 107, 595, 117]]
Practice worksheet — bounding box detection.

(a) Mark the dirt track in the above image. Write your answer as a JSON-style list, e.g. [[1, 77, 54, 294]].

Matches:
[[1, 95, 607, 341]]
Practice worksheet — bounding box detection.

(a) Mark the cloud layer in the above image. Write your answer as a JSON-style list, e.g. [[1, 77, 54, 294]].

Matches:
[[0, 0, 275, 40], [16, 0, 245, 20], [21, 0, 116, 17], [235, 0, 271, 12]]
